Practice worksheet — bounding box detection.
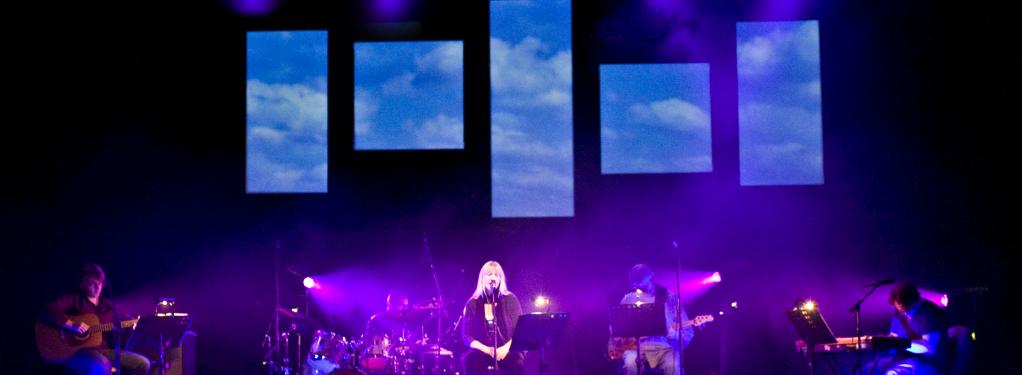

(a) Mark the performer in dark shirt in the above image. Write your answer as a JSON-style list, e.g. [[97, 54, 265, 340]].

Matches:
[[880, 281, 948, 375], [460, 261, 523, 375], [364, 291, 414, 340], [612, 263, 694, 375], [43, 263, 150, 375]]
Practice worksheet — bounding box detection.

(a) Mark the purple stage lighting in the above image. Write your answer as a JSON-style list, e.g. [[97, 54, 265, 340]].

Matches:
[[303, 276, 316, 289], [919, 288, 946, 308], [228, 0, 280, 16], [372, 0, 407, 20]]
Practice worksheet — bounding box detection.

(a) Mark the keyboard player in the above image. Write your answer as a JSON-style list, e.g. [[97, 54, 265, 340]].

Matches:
[[876, 281, 948, 375]]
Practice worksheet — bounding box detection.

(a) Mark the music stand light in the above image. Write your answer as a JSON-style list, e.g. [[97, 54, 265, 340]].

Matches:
[[787, 299, 837, 375]]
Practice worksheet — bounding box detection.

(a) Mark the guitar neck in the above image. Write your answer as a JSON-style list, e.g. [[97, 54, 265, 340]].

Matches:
[[92, 319, 138, 333]]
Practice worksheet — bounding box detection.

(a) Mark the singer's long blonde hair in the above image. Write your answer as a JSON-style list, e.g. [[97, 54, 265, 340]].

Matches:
[[470, 261, 510, 300]]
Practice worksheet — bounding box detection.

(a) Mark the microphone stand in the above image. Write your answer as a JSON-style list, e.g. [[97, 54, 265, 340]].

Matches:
[[673, 241, 684, 375], [490, 290, 499, 374], [849, 282, 884, 375], [273, 241, 281, 374], [105, 280, 122, 375], [422, 234, 446, 375]]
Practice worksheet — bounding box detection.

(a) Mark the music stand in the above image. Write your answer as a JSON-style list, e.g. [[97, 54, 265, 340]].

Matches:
[[611, 304, 667, 375], [127, 314, 193, 375], [510, 313, 570, 375], [787, 305, 837, 375]]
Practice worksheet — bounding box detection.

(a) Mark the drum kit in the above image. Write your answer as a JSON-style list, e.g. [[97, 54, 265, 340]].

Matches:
[[297, 300, 460, 375], [268, 237, 458, 375]]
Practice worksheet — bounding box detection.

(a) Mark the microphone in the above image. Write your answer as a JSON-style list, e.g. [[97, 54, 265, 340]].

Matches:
[[864, 278, 895, 288]]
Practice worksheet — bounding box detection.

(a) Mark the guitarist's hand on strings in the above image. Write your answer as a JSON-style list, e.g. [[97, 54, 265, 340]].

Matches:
[[64, 320, 89, 335]]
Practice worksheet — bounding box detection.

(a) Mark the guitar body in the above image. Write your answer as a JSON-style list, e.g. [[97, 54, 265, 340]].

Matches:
[[607, 315, 715, 361], [35, 313, 104, 363], [607, 337, 636, 361]]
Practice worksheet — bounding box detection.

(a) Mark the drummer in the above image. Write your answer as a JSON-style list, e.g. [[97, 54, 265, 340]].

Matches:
[[364, 291, 416, 342]]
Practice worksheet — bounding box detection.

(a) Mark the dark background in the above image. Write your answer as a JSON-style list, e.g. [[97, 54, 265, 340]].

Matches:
[[6, 0, 1018, 373]]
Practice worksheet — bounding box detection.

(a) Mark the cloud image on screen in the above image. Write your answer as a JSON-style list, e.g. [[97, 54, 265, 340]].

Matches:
[[601, 63, 712, 174], [737, 21, 823, 186], [491, 0, 574, 217], [355, 41, 464, 150], [247, 31, 328, 193]]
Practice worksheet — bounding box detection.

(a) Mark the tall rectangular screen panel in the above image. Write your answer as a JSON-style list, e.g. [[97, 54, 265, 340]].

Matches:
[[491, 0, 574, 217], [354, 41, 464, 150], [247, 31, 329, 193], [737, 21, 823, 186]]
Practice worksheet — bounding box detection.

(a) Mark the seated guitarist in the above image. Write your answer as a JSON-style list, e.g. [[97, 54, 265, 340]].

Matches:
[[611, 264, 694, 375], [41, 263, 150, 375]]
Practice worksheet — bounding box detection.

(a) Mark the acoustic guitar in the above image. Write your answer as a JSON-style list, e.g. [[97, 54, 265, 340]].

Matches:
[[607, 314, 714, 360], [35, 313, 139, 363]]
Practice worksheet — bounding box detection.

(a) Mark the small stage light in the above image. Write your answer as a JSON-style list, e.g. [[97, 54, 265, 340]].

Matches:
[[156, 297, 175, 314], [303, 277, 316, 289], [701, 272, 723, 285], [534, 296, 550, 308]]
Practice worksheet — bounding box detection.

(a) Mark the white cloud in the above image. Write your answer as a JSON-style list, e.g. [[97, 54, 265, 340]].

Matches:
[[739, 22, 818, 78], [491, 112, 570, 161], [491, 37, 572, 102], [354, 87, 377, 136], [628, 98, 710, 132], [739, 101, 821, 144], [494, 163, 573, 191], [382, 72, 416, 95], [539, 89, 571, 106], [246, 79, 329, 192], [739, 100, 823, 184], [411, 113, 463, 149], [737, 35, 777, 77], [802, 80, 821, 99], [249, 126, 286, 145], [247, 153, 327, 193], [490, 36, 574, 217], [247, 79, 328, 137], [416, 42, 463, 77]]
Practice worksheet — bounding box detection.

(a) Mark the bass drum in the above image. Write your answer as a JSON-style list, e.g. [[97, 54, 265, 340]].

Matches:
[[359, 335, 394, 374]]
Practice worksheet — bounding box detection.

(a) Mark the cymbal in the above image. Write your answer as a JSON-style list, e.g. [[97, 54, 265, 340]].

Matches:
[[411, 298, 440, 310]]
